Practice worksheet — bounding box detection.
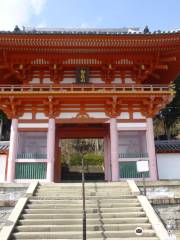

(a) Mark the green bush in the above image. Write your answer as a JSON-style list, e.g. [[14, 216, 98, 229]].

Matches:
[[69, 153, 103, 166], [84, 153, 103, 166], [69, 153, 82, 166]]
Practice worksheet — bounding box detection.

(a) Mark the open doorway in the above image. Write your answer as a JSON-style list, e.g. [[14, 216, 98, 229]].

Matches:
[[60, 138, 104, 181], [54, 123, 110, 182]]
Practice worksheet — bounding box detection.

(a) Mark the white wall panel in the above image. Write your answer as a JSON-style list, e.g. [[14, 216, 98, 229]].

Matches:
[[35, 113, 48, 120], [118, 112, 130, 119], [117, 122, 147, 128], [29, 78, 40, 84], [112, 78, 122, 83], [19, 113, 32, 120], [18, 123, 48, 128], [43, 78, 53, 84], [125, 78, 135, 83], [157, 153, 180, 179], [88, 112, 107, 118], [61, 78, 76, 83], [133, 112, 145, 119], [57, 113, 77, 119], [90, 78, 104, 83]]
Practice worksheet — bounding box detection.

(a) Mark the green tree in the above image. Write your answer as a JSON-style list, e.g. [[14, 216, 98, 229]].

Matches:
[[0, 110, 11, 140], [155, 75, 180, 139]]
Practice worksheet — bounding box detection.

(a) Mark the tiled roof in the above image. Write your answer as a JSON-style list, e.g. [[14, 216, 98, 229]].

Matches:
[[0, 141, 9, 152], [1, 140, 180, 154], [155, 140, 180, 153], [0, 27, 180, 35]]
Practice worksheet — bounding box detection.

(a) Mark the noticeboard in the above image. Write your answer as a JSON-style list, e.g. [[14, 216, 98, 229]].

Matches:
[[136, 160, 149, 173]]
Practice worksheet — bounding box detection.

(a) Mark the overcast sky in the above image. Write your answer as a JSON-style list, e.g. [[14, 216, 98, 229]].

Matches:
[[0, 0, 180, 31]]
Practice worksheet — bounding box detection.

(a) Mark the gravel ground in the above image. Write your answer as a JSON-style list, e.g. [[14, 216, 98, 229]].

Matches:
[[0, 207, 13, 230]]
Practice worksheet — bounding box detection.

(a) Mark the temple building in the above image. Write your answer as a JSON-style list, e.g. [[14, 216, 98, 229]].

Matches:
[[0, 27, 180, 183]]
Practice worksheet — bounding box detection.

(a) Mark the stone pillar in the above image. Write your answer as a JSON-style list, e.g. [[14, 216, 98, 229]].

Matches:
[[107, 136, 112, 181], [104, 135, 111, 181], [110, 118, 119, 181], [104, 136, 109, 181], [7, 119, 18, 182], [146, 118, 157, 180], [47, 118, 55, 182]]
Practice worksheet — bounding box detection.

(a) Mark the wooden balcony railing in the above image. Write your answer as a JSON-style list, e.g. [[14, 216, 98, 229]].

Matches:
[[0, 84, 173, 94], [119, 152, 148, 158], [17, 152, 47, 159]]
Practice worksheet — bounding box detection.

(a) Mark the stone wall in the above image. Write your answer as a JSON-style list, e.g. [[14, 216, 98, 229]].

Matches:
[[153, 204, 180, 230], [0, 184, 27, 231], [0, 187, 27, 201], [137, 181, 180, 231]]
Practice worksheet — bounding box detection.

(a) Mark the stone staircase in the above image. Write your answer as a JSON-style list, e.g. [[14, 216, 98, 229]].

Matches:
[[9, 182, 160, 239]]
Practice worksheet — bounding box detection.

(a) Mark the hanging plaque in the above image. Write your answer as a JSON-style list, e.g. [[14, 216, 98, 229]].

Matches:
[[76, 68, 89, 83]]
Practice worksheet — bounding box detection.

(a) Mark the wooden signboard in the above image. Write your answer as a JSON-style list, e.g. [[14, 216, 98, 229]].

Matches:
[[76, 68, 89, 83]]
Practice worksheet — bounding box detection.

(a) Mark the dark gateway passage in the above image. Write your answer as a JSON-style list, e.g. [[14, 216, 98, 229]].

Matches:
[[60, 138, 104, 181]]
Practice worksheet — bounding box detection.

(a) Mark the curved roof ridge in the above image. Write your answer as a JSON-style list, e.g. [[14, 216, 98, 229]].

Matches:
[[1, 26, 180, 36]]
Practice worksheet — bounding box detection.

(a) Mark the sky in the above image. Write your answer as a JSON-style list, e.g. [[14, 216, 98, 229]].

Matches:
[[0, 0, 180, 32]]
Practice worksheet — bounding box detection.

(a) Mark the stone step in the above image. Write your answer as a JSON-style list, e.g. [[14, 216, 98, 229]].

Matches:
[[19, 217, 149, 225], [24, 207, 144, 214], [30, 196, 138, 202], [28, 201, 141, 207], [38, 185, 130, 189], [21, 212, 146, 219], [12, 238, 159, 240], [37, 188, 130, 192], [34, 193, 134, 198], [12, 230, 156, 239], [35, 191, 131, 196], [16, 223, 152, 232], [26, 202, 140, 209], [37, 188, 131, 192], [8, 182, 161, 240], [40, 183, 128, 187]]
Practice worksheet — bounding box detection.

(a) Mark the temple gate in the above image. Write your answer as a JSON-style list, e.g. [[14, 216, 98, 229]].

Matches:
[[0, 27, 179, 182]]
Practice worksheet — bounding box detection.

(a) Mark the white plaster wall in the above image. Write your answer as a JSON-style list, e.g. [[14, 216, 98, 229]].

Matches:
[[18, 123, 48, 128], [133, 112, 145, 119], [112, 78, 122, 83], [117, 122, 147, 128], [61, 78, 76, 83], [125, 78, 135, 84], [43, 78, 53, 84], [157, 153, 180, 179], [90, 78, 104, 84], [0, 155, 6, 182], [29, 78, 40, 84], [88, 112, 107, 118], [35, 113, 48, 120], [19, 113, 32, 120], [118, 112, 130, 119], [57, 113, 77, 119], [61, 78, 105, 84]]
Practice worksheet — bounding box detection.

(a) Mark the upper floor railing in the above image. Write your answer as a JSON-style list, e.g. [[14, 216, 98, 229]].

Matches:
[[119, 152, 148, 158], [0, 84, 173, 94]]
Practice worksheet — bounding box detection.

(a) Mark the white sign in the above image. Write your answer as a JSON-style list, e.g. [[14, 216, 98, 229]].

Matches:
[[136, 160, 149, 173]]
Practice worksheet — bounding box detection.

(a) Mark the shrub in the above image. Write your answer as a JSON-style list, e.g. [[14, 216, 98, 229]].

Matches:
[[69, 152, 103, 166], [69, 153, 82, 166]]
